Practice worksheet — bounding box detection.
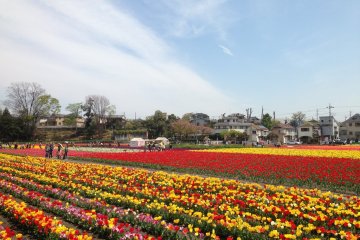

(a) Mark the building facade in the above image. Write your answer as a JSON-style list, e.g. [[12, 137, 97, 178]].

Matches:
[[319, 116, 339, 142], [297, 121, 321, 144], [190, 113, 210, 126], [339, 113, 360, 141], [271, 123, 296, 144]]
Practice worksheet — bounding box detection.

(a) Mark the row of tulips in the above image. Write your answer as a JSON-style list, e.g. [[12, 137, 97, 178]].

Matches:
[[0, 171, 201, 239], [0, 178, 156, 240], [1, 148, 359, 194], [0, 154, 359, 239], [0, 192, 92, 240], [195, 147, 360, 159], [0, 221, 22, 240]]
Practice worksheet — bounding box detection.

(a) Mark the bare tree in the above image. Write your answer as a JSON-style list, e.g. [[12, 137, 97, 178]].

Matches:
[[85, 95, 115, 124], [4, 82, 61, 139], [5, 82, 60, 119], [5, 82, 45, 117]]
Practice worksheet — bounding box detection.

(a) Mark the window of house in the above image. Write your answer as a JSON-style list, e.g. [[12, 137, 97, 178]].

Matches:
[[252, 131, 256, 134], [355, 122, 360, 127], [349, 131, 353, 135], [321, 120, 324, 122], [349, 123, 353, 127], [301, 128, 309, 132]]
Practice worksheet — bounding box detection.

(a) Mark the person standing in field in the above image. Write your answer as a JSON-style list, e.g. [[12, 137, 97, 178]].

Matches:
[[63, 144, 69, 159]]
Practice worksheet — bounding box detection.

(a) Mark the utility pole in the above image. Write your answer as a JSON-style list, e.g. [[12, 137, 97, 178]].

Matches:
[[316, 109, 319, 121], [326, 104, 334, 141], [327, 104, 334, 116], [273, 111, 275, 121]]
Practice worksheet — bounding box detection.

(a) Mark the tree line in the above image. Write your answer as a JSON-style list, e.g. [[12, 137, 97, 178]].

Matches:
[[1, 82, 309, 142], [0, 82, 213, 142]]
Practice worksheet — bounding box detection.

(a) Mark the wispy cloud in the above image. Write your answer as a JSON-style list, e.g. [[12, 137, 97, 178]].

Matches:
[[0, 0, 233, 117], [218, 45, 234, 56], [150, 0, 234, 40]]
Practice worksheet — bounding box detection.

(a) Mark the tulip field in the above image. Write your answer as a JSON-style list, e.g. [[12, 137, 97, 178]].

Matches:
[[0, 146, 359, 239]]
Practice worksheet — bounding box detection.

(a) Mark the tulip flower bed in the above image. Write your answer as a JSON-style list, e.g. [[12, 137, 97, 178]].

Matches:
[[1, 147, 360, 194], [0, 154, 359, 240], [0, 220, 22, 239]]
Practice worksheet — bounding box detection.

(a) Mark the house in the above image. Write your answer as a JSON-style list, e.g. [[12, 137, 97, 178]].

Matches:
[[339, 113, 360, 141], [297, 121, 321, 144], [37, 114, 85, 128], [270, 123, 296, 144], [213, 113, 249, 134], [319, 116, 340, 142], [249, 124, 269, 142], [189, 113, 210, 126], [213, 113, 268, 142]]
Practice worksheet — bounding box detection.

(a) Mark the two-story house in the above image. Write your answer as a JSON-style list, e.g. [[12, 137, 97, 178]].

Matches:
[[297, 121, 321, 144], [213, 113, 268, 142], [271, 123, 296, 144], [339, 113, 360, 141]]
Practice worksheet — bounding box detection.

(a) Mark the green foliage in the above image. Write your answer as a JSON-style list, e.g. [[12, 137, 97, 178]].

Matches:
[[144, 110, 167, 138], [66, 102, 82, 117], [37, 95, 61, 116], [220, 130, 246, 141], [261, 113, 273, 130]]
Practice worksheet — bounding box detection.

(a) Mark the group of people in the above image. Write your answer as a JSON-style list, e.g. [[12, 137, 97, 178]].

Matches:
[[144, 141, 173, 152], [45, 142, 69, 159]]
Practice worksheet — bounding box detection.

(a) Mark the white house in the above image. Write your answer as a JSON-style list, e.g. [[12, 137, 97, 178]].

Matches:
[[297, 121, 320, 143], [271, 123, 296, 144]]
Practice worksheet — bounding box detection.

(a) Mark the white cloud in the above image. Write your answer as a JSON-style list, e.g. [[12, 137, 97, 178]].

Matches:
[[153, 0, 232, 40], [219, 45, 234, 56], [0, 0, 234, 118]]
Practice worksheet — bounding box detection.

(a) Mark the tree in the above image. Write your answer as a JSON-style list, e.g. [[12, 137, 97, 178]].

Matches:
[[66, 103, 83, 118], [171, 119, 196, 140], [4, 82, 61, 140], [65, 102, 83, 129], [5, 82, 45, 118], [290, 112, 306, 128], [37, 95, 61, 116], [0, 108, 22, 141], [220, 130, 245, 143], [82, 98, 94, 129], [261, 113, 273, 130], [145, 110, 167, 138], [85, 95, 116, 127], [182, 113, 193, 121]]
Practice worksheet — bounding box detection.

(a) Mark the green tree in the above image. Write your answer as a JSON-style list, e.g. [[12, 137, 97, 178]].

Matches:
[[220, 130, 245, 143], [65, 102, 83, 129], [145, 110, 167, 138], [261, 113, 273, 130], [0, 108, 22, 141]]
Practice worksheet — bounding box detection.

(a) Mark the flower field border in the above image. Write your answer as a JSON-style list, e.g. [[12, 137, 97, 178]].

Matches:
[[0, 154, 359, 239]]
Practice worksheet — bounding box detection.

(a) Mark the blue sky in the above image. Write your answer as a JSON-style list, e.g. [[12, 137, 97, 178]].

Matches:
[[0, 0, 359, 120]]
